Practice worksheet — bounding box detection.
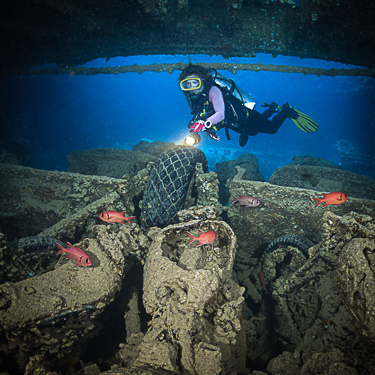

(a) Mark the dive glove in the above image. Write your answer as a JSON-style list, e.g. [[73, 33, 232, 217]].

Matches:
[[190, 120, 212, 133], [190, 120, 206, 133], [190, 120, 219, 141]]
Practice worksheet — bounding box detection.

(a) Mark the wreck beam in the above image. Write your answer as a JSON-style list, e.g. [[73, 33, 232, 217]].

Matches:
[[2, 62, 375, 77]]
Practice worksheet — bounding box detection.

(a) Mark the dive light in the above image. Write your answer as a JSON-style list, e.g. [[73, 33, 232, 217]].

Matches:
[[184, 132, 201, 146]]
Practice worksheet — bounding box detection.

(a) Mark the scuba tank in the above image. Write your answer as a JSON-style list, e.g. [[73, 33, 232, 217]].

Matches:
[[209, 68, 256, 110]]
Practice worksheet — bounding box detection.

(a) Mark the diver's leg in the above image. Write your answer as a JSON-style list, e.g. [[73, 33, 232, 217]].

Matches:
[[238, 116, 254, 147], [244, 110, 274, 135], [266, 113, 289, 133], [238, 104, 291, 146], [246, 104, 290, 135], [238, 111, 263, 147], [239, 133, 249, 147], [266, 103, 292, 133]]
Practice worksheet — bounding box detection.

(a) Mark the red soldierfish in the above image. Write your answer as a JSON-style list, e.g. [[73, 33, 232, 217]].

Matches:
[[55, 242, 92, 267], [258, 271, 269, 293], [99, 210, 136, 225], [231, 195, 260, 207], [186, 230, 218, 248], [312, 191, 348, 208]]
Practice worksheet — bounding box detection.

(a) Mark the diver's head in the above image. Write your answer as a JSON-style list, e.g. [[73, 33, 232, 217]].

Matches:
[[180, 75, 203, 100], [179, 64, 212, 100]]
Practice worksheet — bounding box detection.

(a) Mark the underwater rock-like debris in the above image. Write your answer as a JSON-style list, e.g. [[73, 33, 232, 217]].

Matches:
[[67, 148, 156, 178], [135, 219, 245, 374], [132, 140, 178, 157], [337, 237, 375, 342], [262, 212, 374, 369], [267, 348, 359, 375], [0, 163, 143, 241], [227, 178, 375, 260], [0, 224, 148, 372], [216, 153, 265, 184], [216, 153, 265, 204], [270, 164, 375, 199], [177, 205, 219, 223], [292, 155, 342, 169], [0, 137, 31, 166], [194, 163, 224, 216], [266, 211, 374, 299], [231, 194, 375, 372]]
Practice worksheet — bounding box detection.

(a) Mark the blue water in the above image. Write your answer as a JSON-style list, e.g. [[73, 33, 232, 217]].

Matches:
[[1, 54, 374, 180]]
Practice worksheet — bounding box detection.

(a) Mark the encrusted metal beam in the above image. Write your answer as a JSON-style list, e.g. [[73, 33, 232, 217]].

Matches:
[[2, 62, 374, 77]]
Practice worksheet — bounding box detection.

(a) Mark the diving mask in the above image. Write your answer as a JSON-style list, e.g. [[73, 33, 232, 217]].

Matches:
[[180, 77, 202, 91]]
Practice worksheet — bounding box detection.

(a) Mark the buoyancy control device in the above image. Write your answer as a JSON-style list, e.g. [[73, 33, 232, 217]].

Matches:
[[209, 69, 256, 110]]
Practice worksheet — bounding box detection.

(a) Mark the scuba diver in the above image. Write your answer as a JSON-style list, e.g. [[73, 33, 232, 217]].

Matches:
[[179, 64, 319, 147]]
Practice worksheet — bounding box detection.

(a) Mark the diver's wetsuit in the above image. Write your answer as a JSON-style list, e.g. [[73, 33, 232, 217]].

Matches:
[[186, 83, 290, 147], [243, 104, 289, 135], [186, 85, 225, 127]]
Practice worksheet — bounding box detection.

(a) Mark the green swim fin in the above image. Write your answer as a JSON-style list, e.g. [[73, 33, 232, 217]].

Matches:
[[287, 107, 319, 133], [270, 102, 319, 133]]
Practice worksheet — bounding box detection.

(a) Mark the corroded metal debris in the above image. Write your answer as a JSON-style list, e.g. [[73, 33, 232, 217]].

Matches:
[[0, 224, 149, 371], [135, 219, 245, 374]]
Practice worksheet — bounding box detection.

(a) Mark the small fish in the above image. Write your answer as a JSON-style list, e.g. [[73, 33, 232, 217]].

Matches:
[[258, 271, 269, 293], [312, 191, 348, 208], [99, 210, 136, 225], [55, 242, 92, 267], [231, 195, 260, 207], [186, 230, 218, 248]]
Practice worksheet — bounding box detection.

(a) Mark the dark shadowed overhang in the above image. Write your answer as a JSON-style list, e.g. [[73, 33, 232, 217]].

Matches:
[[1, 0, 374, 71]]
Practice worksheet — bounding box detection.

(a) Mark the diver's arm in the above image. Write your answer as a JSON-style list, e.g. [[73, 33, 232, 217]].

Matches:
[[207, 86, 225, 125]]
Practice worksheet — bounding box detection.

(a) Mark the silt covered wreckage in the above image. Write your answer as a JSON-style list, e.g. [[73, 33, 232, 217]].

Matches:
[[1, 144, 375, 374], [1, 0, 375, 374]]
